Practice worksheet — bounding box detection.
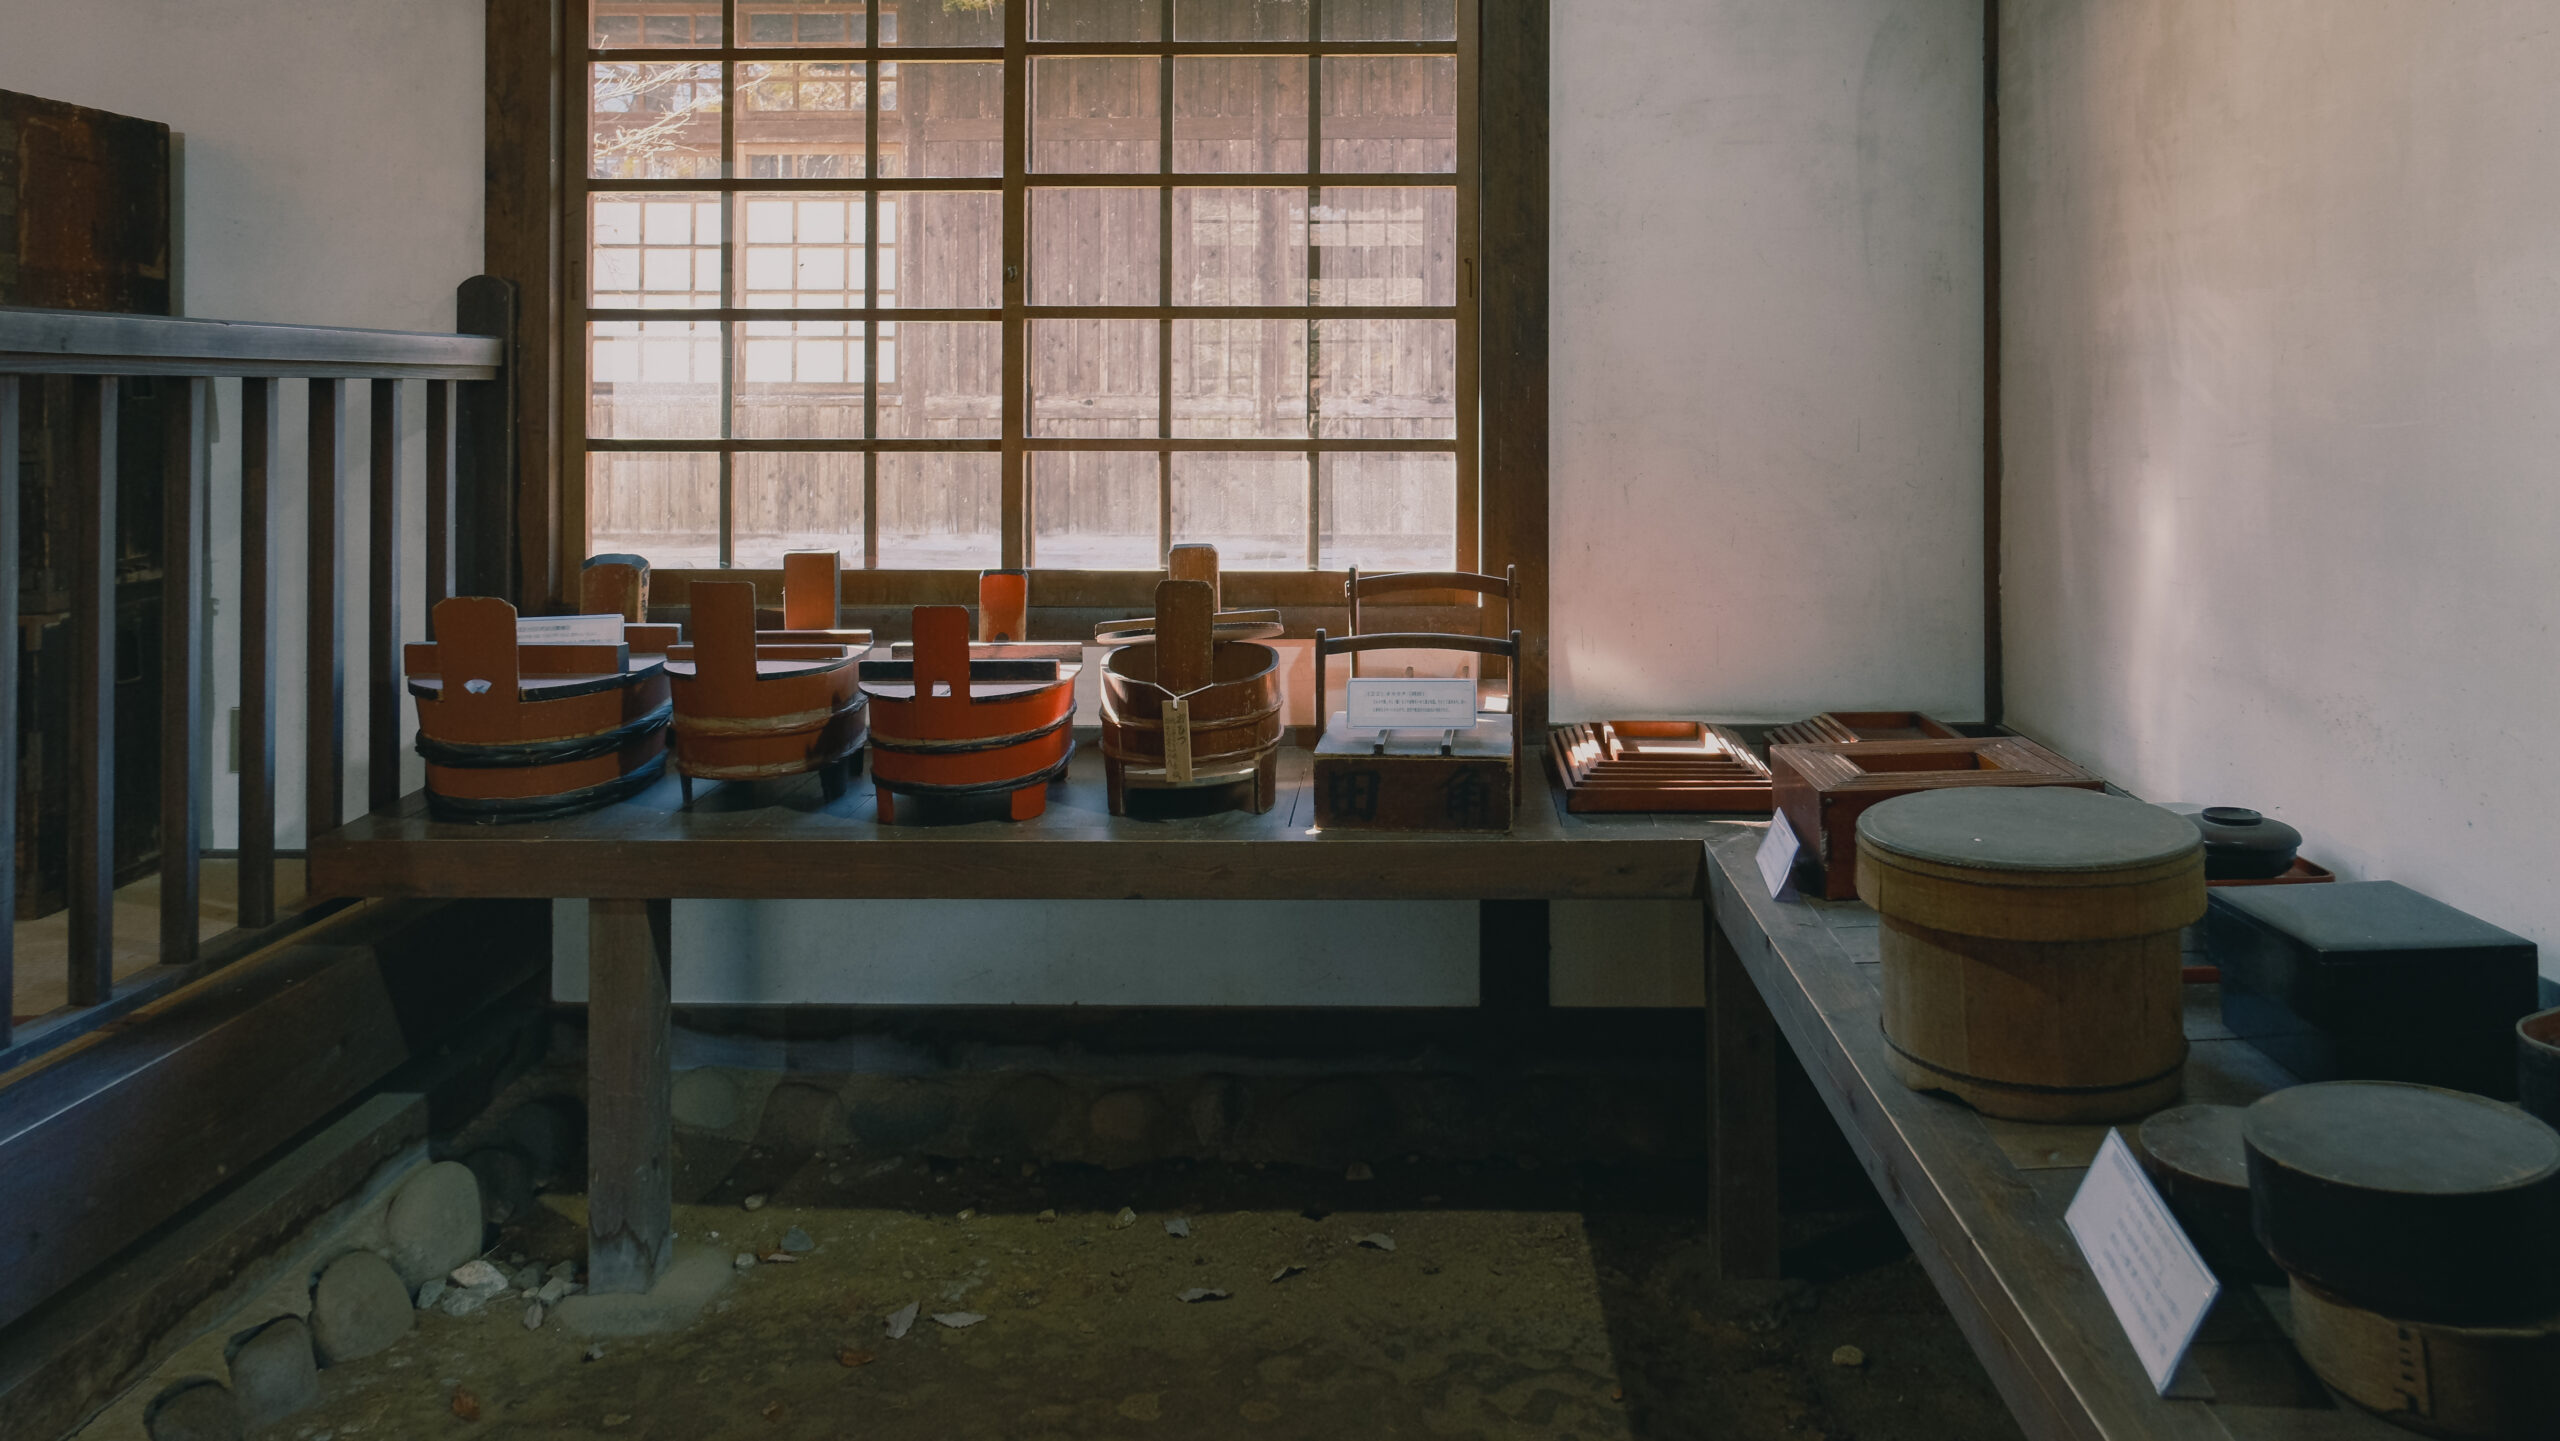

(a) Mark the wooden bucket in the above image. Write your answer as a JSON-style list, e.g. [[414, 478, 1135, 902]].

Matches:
[[1856, 786, 2205, 1121], [861, 604, 1076, 823], [405, 596, 670, 822], [665, 580, 866, 796], [2291, 1276, 2560, 1440], [1099, 578, 1283, 816]]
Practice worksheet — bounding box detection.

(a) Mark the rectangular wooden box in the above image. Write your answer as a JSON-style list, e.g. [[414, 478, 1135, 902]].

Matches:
[[1549, 721, 1771, 814], [2206, 880, 2540, 1099], [1314, 714, 1514, 831], [1768, 736, 2103, 899]]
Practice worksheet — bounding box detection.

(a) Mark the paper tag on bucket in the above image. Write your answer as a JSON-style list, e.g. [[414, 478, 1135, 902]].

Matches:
[[1163, 696, 1194, 784]]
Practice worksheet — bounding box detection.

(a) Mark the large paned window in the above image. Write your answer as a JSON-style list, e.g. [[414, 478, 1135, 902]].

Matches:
[[575, 0, 1475, 594]]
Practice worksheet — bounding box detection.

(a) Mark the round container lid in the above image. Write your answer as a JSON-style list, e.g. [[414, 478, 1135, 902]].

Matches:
[[1857, 786, 2202, 873], [2246, 1081, 2560, 1195], [2140, 1103, 2250, 1192]]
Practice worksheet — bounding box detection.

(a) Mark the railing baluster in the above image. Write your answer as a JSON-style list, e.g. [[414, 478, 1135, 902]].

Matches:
[[368, 378, 403, 814], [238, 379, 279, 927], [0, 379, 19, 1044], [159, 378, 207, 966], [68, 377, 118, 1006], [307, 379, 345, 845], [425, 379, 454, 623]]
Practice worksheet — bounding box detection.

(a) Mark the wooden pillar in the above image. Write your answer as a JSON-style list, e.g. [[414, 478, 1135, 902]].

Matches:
[[1708, 909, 1782, 1280], [587, 897, 674, 1294], [67, 377, 117, 1007], [158, 379, 207, 965], [425, 379, 455, 623]]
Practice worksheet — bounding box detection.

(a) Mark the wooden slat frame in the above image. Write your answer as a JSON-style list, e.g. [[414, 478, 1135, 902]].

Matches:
[[367, 379, 405, 813], [159, 379, 208, 967], [68, 378, 118, 1007], [0, 381, 17, 1043], [559, 3, 1486, 625], [307, 380, 347, 843], [238, 378, 281, 928], [426, 378, 456, 618]]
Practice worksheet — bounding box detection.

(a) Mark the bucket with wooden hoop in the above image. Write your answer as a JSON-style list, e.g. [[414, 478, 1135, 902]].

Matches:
[[664, 577, 868, 800], [861, 603, 1077, 823], [1099, 576, 1285, 817], [405, 596, 671, 822]]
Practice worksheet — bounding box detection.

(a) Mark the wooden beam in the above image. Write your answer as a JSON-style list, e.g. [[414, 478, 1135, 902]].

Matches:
[[1477, 0, 1549, 739], [237, 379, 280, 928], [67, 376, 116, 1007], [456, 276, 521, 603], [586, 897, 674, 1294], [0, 898, 549, 1335], [1708, 913, 1782, 1280], [158, 378, 207, 966], [0, 308, 497, 379], [1981, 0, 2004, 725], [425, 379, 455, 620], [307, 380, 346, 842]]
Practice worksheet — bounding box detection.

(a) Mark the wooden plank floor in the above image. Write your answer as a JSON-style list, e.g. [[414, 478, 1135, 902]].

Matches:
[[310, 744, 1711, 902], [1703, 826, 2411, 1441]]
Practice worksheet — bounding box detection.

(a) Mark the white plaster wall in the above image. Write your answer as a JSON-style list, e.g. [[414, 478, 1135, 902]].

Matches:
[[0, 0, 485, 846], [1550, 0, 1986, 723], [2001, 0, 2560, 976]]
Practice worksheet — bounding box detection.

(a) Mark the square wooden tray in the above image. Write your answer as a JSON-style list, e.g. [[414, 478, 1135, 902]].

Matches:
[[1549, 721, 1773, 814], [1768, 736, 2102, 898]]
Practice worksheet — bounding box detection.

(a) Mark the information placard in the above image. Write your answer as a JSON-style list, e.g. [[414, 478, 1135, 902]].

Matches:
[[1345, 677, 1477, 729], [517, 614, 625, 646], [2066, 1128, 2221, 1395], [1756, 811, 1802, 900]]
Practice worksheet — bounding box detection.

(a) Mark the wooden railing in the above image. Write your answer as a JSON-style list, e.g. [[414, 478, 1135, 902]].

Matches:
[[0, 286, 508, 1065]]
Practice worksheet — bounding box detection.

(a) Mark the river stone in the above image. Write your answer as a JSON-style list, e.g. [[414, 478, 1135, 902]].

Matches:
[[145, 1380, 243, 1441], [310, 1251, 414, 1364], [225, 1316, 319, 1430], [384, 1161, 483, 1288]]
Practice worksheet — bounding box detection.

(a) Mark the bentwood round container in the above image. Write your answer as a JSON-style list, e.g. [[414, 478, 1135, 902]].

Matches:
[[1856, 786, 2206, 1121]]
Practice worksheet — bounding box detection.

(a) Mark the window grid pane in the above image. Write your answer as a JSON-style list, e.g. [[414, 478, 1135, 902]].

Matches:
[[580, 16, 1464, 575]]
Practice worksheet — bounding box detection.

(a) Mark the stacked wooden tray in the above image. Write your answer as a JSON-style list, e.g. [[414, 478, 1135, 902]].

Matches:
[[406, 597, 671, 823], [1548, 721, 1771, 814], [1766, 710, 1961, 748]]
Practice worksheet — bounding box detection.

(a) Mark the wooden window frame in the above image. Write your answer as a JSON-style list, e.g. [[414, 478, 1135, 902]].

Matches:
[[488, 0, 1547, 729]]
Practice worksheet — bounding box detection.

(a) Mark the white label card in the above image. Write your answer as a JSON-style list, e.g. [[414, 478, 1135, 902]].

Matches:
[[517, 614, 625, 646], [1162, 696, 1194, 784], [2066, 1129, 2221, 1395], [1346, 677, 1477, 729], [1756, 811, 1801, 900]]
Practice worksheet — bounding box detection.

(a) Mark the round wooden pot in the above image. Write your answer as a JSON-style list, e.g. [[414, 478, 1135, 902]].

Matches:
[[2245, 1080, 2560, 1324], [1099, 642, 1283, 774], [2290, 1275, 2560, 1440], [2136, 1103, 2282, 1283], [1856, 786, 2206, 1121]]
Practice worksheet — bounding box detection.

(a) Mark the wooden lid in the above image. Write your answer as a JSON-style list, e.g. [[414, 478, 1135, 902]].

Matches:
[[2247, 1080, 2560, 1323], [1856, 788, 2204, 940], [2248, 1081, 2560, 1197], [2139, 1103, 2249, 1194]]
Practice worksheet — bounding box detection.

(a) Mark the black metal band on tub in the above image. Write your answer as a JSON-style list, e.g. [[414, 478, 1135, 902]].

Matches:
[[424, 751, 669, 824], [866, 709, 1074, 756], [413, 700, 673, 768], [1880, 1024, 2190, 1096], [872, 739, 1077, 799]]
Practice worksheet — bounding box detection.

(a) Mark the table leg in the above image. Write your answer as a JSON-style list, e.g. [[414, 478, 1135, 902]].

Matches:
[[587, 897, 674, 1294], [1708, 908, 1782, 1279]]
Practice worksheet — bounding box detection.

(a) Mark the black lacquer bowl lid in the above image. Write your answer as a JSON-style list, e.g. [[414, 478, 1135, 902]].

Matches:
[[2190, 805, 2302, 880]]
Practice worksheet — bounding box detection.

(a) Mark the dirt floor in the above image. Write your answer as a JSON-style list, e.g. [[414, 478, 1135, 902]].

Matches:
[[278, 1154, 2025, 1441]]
